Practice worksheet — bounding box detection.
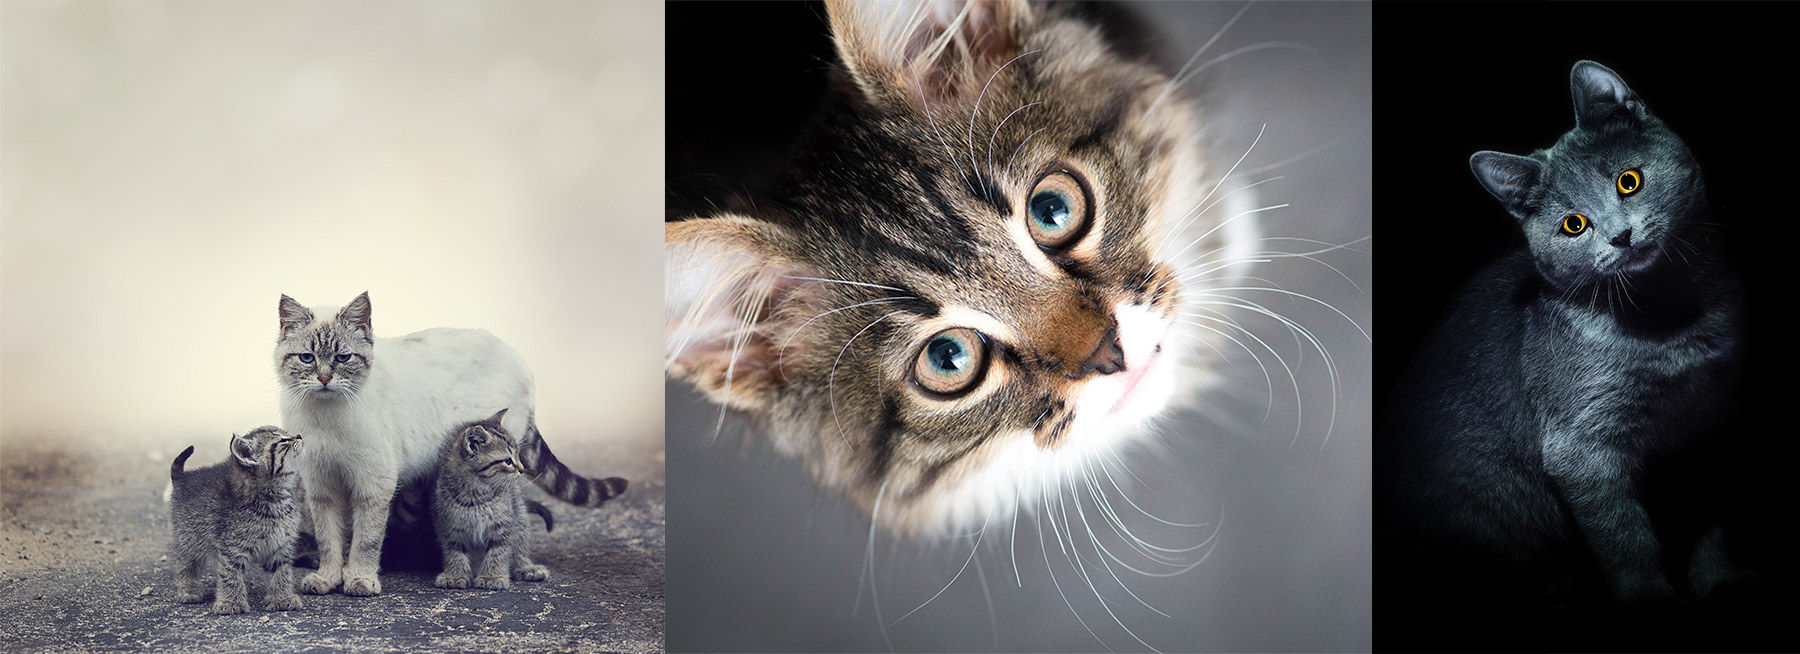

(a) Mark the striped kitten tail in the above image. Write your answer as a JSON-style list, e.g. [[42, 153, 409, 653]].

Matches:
[[517, 420, 628, 507]]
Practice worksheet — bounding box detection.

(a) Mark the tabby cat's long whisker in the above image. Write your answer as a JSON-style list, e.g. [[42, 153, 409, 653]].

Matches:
[[891, 507, 991, 627], [778, 296, 917, 375], [1177, 316, 1277, 417], [830, 310, 907, 451], [1070, 470, 1176, 623], [988, 100, 1042, 177], [1167, 203, 1290, 264], [1156, 174, 1288, 260], [967, 49, 1043, 200], [1155, 125, 1268, 257], [1037, 467, 1105, 648], [1143, 1, 1253, 119], [778, 275, 906, 293]]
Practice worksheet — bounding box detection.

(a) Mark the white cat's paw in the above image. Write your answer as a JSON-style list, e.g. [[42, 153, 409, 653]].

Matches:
[[473, 574, 510, 590], [299, 571, 339, 595], [435, 572, 469, 589], [263, 593, 303, 612], [212, 598, 250, 615], [343, 575, 381, 596]]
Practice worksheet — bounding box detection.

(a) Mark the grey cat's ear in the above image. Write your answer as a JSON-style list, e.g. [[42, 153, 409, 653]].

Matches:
[[666, 216, 822, 411], [826, 0, 1033, 108], [1470, 151, 1542, 218], [337, 292, 372, 343], [1570, 60, 1647, 129], [230, 433, 260, 468], [279, 295, 314, 338]]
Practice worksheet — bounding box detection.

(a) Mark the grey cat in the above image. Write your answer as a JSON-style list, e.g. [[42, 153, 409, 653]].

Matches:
[[168, 427, 306, 614], [432, 409, 551, 590], [1382, 61, 1743, 608]]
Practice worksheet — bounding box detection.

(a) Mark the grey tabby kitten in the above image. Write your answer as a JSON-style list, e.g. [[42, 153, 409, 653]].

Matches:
[[1383, 61, 1743, 608], [432, 409, 551, 590], [168, 427, 306, 614]]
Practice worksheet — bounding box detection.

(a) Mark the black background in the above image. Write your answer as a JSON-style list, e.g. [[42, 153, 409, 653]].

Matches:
[[1374, 2, 1800, 651]]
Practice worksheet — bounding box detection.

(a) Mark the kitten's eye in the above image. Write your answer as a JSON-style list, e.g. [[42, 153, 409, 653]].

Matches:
[[913, 328, 990, 396], [297, 353, 315, 364], [335, 354, 351, 363], [1616, 169, 1643, 195], [1561, 213, 1589, 236], [1026, 171, 1091, 250]]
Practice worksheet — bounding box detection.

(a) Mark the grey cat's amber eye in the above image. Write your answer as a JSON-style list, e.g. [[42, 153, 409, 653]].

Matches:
[[1616, 168, 1642, 195], [1561, 213, 1589, 236], [913, 328, 989, 396], [1026, 171, 1091, 250]]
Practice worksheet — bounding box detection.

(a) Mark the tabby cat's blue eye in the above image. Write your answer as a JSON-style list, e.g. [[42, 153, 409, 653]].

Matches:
[[1025, 170, 1090, 250], [297, 353, 315, 364], [913, 328, 990, 396], [335, 354, 351, 363]]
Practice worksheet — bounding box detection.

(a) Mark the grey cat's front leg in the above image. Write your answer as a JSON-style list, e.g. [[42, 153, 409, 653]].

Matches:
[[1541, 434, 1676, 605], [342, 494, 391, 596], [212, 554, 251, 615], [435, 543, 473, 589], [301, 495, 347, 595], [263, 560, 303, 612], [1688, 524, 1751, 599], [473, 541, 513, 590]]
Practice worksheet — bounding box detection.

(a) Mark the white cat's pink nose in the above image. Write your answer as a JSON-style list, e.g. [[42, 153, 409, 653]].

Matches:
[[317, 374, 332, 385]]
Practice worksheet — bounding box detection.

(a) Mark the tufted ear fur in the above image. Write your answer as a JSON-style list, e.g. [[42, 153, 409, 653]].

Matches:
[[230, 433, 259, 468], [1570, 60, 1648, 130], [336, 292, 373, 344], [665, 217, 824, 411], [826, 0, 1033, 109], [463, 426, 490, 456], [278, 295, 314, 338], [1470, 151, 1542, 220]]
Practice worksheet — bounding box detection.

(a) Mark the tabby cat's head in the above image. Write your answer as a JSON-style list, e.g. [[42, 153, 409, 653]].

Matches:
[[276, 292, 374, 399], [229, 425, 303, 480], [450, 409, 520, 480], [1471, 61, 1704, 290], [666, 0, 1251, 534]]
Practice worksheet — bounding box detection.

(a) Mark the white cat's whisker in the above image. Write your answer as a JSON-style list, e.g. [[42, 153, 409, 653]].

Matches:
[[777, 275, 907, 293], [1237, 134, 1348, 178], [1035, 467, 1106, 648], [864, 478, 894, 652]]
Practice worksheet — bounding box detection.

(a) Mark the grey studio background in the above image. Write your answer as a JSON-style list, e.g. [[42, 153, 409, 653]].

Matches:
[[663, 2, 1372, 652]]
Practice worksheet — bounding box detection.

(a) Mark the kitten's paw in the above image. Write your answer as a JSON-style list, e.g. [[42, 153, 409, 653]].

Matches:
[[434, 572, 469, 589], [516, 565, 549, 582], [473, 574, 511, 590], [212, 598, 250, 615], [342, 575, 382, 597], [299, 571, 340, 595], [263, 593, 303, 612]]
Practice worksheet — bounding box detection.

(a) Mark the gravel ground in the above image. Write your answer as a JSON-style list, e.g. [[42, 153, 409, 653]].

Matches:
[[0, 435, 664, 652]]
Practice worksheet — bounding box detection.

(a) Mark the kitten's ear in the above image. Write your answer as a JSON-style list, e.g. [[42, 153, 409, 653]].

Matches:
[[1570, 60, 1647, 129], [483, 408, 509, 427], [337, 292, 373, 343], [666, 216, 820, 411], [827, 0, 1032, 108], [279, 295, 314, 338], [463, 427, 488, 454], [1470, 151, 1542, 218], [230, 433, 259, 468]]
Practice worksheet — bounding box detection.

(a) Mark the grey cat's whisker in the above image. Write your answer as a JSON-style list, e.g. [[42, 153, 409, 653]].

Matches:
[[1143, 1, 1253, 120], [987, 100, 1043, 178], [1154, 125, 1269, 257], [830, 310, 907, 451], [965, 49, 1044, 199], [777, 296, 918, 375], [890, 507, 992, 627]]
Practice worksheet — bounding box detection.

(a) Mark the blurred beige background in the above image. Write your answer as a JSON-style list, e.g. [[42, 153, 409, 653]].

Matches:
[[0, 0, 662, 455]]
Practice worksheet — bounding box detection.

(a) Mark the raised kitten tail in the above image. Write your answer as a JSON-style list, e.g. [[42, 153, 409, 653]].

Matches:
[[517, 422, 629, 507], [171, 445, 195, 479]]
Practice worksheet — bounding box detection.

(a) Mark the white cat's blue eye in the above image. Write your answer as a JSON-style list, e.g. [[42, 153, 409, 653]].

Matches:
[[913, 328, 990, 396], [335, 354, 351, 363], [297, 353, 315, 364], [1026, 171, 1090, 250]]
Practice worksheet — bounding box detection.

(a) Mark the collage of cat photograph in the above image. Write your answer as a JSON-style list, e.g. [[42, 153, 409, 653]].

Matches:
[[1, 1, 1796, 653]]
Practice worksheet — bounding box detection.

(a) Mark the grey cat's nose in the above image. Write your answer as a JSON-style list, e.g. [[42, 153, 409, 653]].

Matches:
[[1077, 328, 1127, 377], [1610, 228, 1632, 248]]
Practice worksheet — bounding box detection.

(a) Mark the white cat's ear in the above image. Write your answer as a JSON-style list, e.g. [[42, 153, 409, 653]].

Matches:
[[230, 433, 260, 468], [1470, 151, 1541, 219], [337, 292, 373, 343], [1570, 60, 1647, 129], [278, 295, 314, 338], [666, 216, 820, 411], [826, 0, 1033, 108]]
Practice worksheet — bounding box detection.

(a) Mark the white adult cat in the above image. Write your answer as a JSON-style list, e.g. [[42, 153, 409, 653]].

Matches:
[[276, 292, 626, 596]]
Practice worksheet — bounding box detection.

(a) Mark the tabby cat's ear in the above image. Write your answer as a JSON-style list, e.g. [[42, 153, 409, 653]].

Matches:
[[230, 433, 259, 468], [1470, 151, 1542, 218], [826, 0, 1032, 109], [1570, 60, 1647, 129], [665, 216, 819, 411], [278, 295, 314, 338], [337, 292, 373, 344]]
